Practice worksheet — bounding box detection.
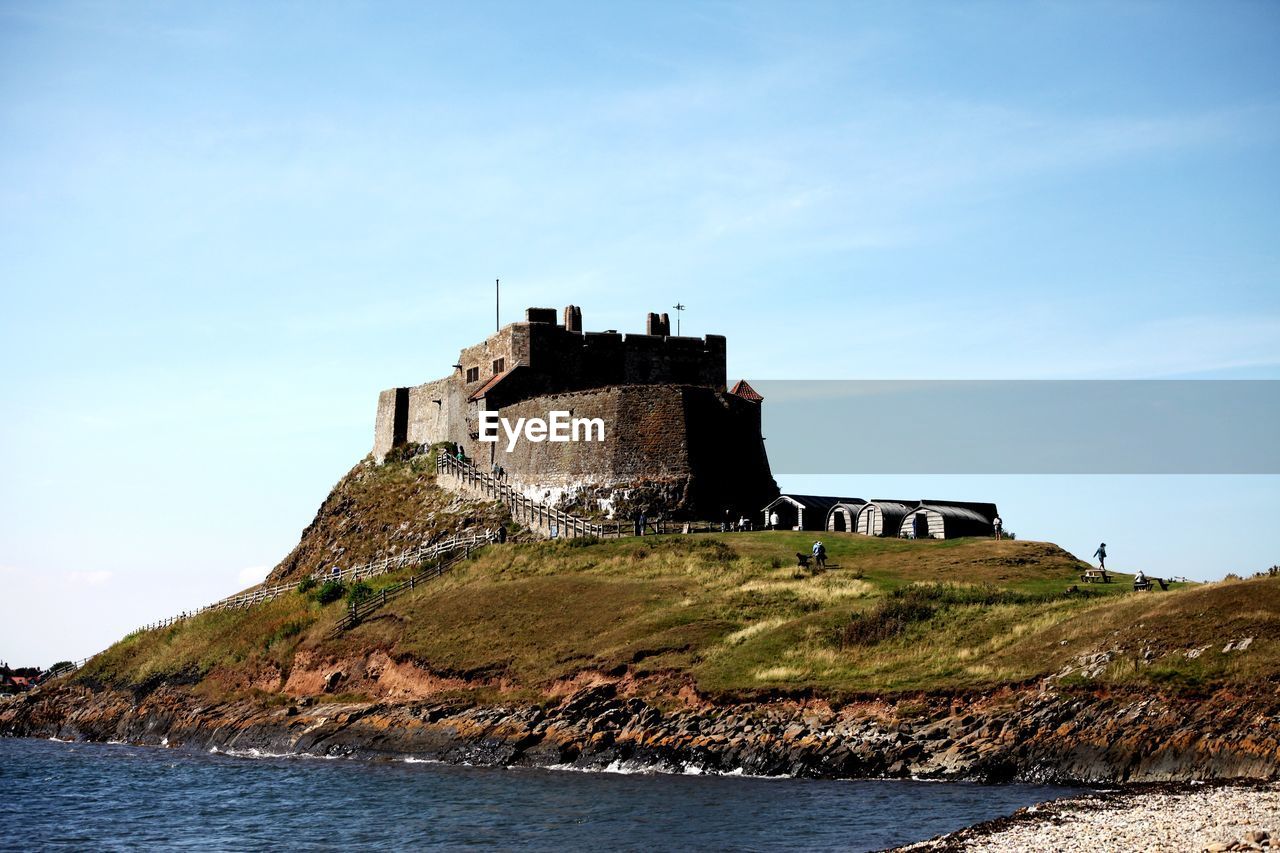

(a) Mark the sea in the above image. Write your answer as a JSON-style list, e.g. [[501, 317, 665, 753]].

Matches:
[[0, 738, 1082, 851]]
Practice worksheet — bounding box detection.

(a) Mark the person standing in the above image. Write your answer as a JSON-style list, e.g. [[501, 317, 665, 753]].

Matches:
[[769, 510, 779, 530], [993, 514, 1003, 540], [1093, 542, 1107, 570]]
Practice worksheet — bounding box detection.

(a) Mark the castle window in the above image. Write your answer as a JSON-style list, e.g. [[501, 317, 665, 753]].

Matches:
[[465, 366, 480, 383], [492, 358, 505, 375]]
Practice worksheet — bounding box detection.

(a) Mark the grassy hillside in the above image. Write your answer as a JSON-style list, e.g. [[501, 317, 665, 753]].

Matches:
[[79, 530, 1280, 704]]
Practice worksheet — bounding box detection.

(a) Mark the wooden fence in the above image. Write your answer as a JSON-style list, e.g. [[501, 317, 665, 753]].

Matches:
[[129, 531, 495, 636], [41, 657, 90, 681], [437, 452, 739, 537], [330, 542, 484, 635], [62, 453, 735, 667], [436, 452, 625, 538]]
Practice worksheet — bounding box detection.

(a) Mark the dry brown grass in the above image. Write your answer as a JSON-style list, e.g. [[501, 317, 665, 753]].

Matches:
[[79, 473, 1277, 702]]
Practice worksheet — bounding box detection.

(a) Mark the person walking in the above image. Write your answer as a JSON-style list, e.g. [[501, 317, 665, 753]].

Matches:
[[1093, 542, 1107, 570], [769, 510, 779, 530], [812, 540, 827, 571]]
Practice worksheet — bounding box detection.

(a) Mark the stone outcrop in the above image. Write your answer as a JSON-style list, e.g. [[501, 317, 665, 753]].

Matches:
[[5, 677, 1278, 784]]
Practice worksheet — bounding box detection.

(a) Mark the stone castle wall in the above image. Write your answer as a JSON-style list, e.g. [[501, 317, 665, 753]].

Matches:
[[371, 308, 776, 517], [377, 381, 775, 517], [469, 385, 775, 518]]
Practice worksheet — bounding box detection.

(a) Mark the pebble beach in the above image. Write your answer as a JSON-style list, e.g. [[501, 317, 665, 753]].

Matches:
[[900, 783, 1280, 852]]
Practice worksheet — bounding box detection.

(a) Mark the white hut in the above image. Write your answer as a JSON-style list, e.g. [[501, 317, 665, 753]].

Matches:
[[854, 501, 917, 537], [899, 501, 999, 540], [825, 501, 867, 532]]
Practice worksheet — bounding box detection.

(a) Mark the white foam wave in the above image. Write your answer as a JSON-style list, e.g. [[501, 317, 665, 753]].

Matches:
[[543, 759, 789, 779], [207, 745, 345, 761]]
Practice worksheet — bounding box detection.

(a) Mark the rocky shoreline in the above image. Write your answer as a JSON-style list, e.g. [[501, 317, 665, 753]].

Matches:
[[896, 781, 1280, 852], [4, 678, 1279, 785]]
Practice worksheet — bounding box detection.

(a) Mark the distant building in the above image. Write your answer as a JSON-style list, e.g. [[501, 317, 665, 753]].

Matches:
[[763, 494, 862, 531], [899, 502, 999, 539], [814, 498, 1004, 539], [853, 501, 918, 537], [0, 667, 42, 695]]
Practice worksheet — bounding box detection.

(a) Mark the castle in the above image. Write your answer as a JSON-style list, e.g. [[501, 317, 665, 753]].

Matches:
[[374, 306, 779, 518]]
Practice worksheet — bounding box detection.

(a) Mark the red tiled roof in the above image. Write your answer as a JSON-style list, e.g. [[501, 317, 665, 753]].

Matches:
[[469, 369, 513, 402], [729, 379, 763, 402]]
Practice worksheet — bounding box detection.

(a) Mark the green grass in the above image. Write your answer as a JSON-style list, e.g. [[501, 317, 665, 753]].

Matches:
[[78, 531, 1278, 703]]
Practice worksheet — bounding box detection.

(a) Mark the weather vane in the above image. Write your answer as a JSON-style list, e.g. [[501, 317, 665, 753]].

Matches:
[[672, 302, 686, 336]]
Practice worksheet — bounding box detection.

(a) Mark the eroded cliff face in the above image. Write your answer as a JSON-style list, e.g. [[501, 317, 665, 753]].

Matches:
[[5, 666, 1277, 785]]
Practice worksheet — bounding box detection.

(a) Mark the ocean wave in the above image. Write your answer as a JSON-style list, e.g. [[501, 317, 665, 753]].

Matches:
[[206, 745, 345, 761], [542, 758, 791, 779]]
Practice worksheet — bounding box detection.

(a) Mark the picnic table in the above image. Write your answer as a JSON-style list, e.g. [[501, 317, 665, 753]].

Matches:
[[1081, 568, 1110, 583]]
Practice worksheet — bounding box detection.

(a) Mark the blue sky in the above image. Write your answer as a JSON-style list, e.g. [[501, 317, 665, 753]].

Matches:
[[1, 1, 1277, 665]]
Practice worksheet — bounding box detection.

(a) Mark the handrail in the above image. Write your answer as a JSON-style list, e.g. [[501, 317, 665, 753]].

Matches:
[[41, 657, 90, 681], [435, 452, 727, 538], [435, 453, 631, 539], [329, 541, 484, 635]]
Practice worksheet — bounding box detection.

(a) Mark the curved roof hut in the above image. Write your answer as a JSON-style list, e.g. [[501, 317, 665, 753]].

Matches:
[[899, 501, 999, 540], [762, 494, 859, 531], [826, 501, 867, 532], [855, 500, 917, 537]]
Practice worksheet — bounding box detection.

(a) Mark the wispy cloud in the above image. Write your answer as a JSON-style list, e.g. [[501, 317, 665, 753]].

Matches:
[[66, 569, 113, 587]]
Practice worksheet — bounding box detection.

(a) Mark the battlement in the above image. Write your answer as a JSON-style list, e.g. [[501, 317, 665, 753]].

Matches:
[[454, 305, 727, 406]]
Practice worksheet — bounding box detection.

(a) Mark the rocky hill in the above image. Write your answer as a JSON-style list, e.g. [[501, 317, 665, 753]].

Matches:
[[267, 449, 514, 583], [4, 459, 1278, 784]]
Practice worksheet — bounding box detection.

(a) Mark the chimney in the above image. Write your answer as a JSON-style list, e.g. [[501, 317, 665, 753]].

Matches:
[[645, 312, 671, 336], [563, 305, 582, 333]]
